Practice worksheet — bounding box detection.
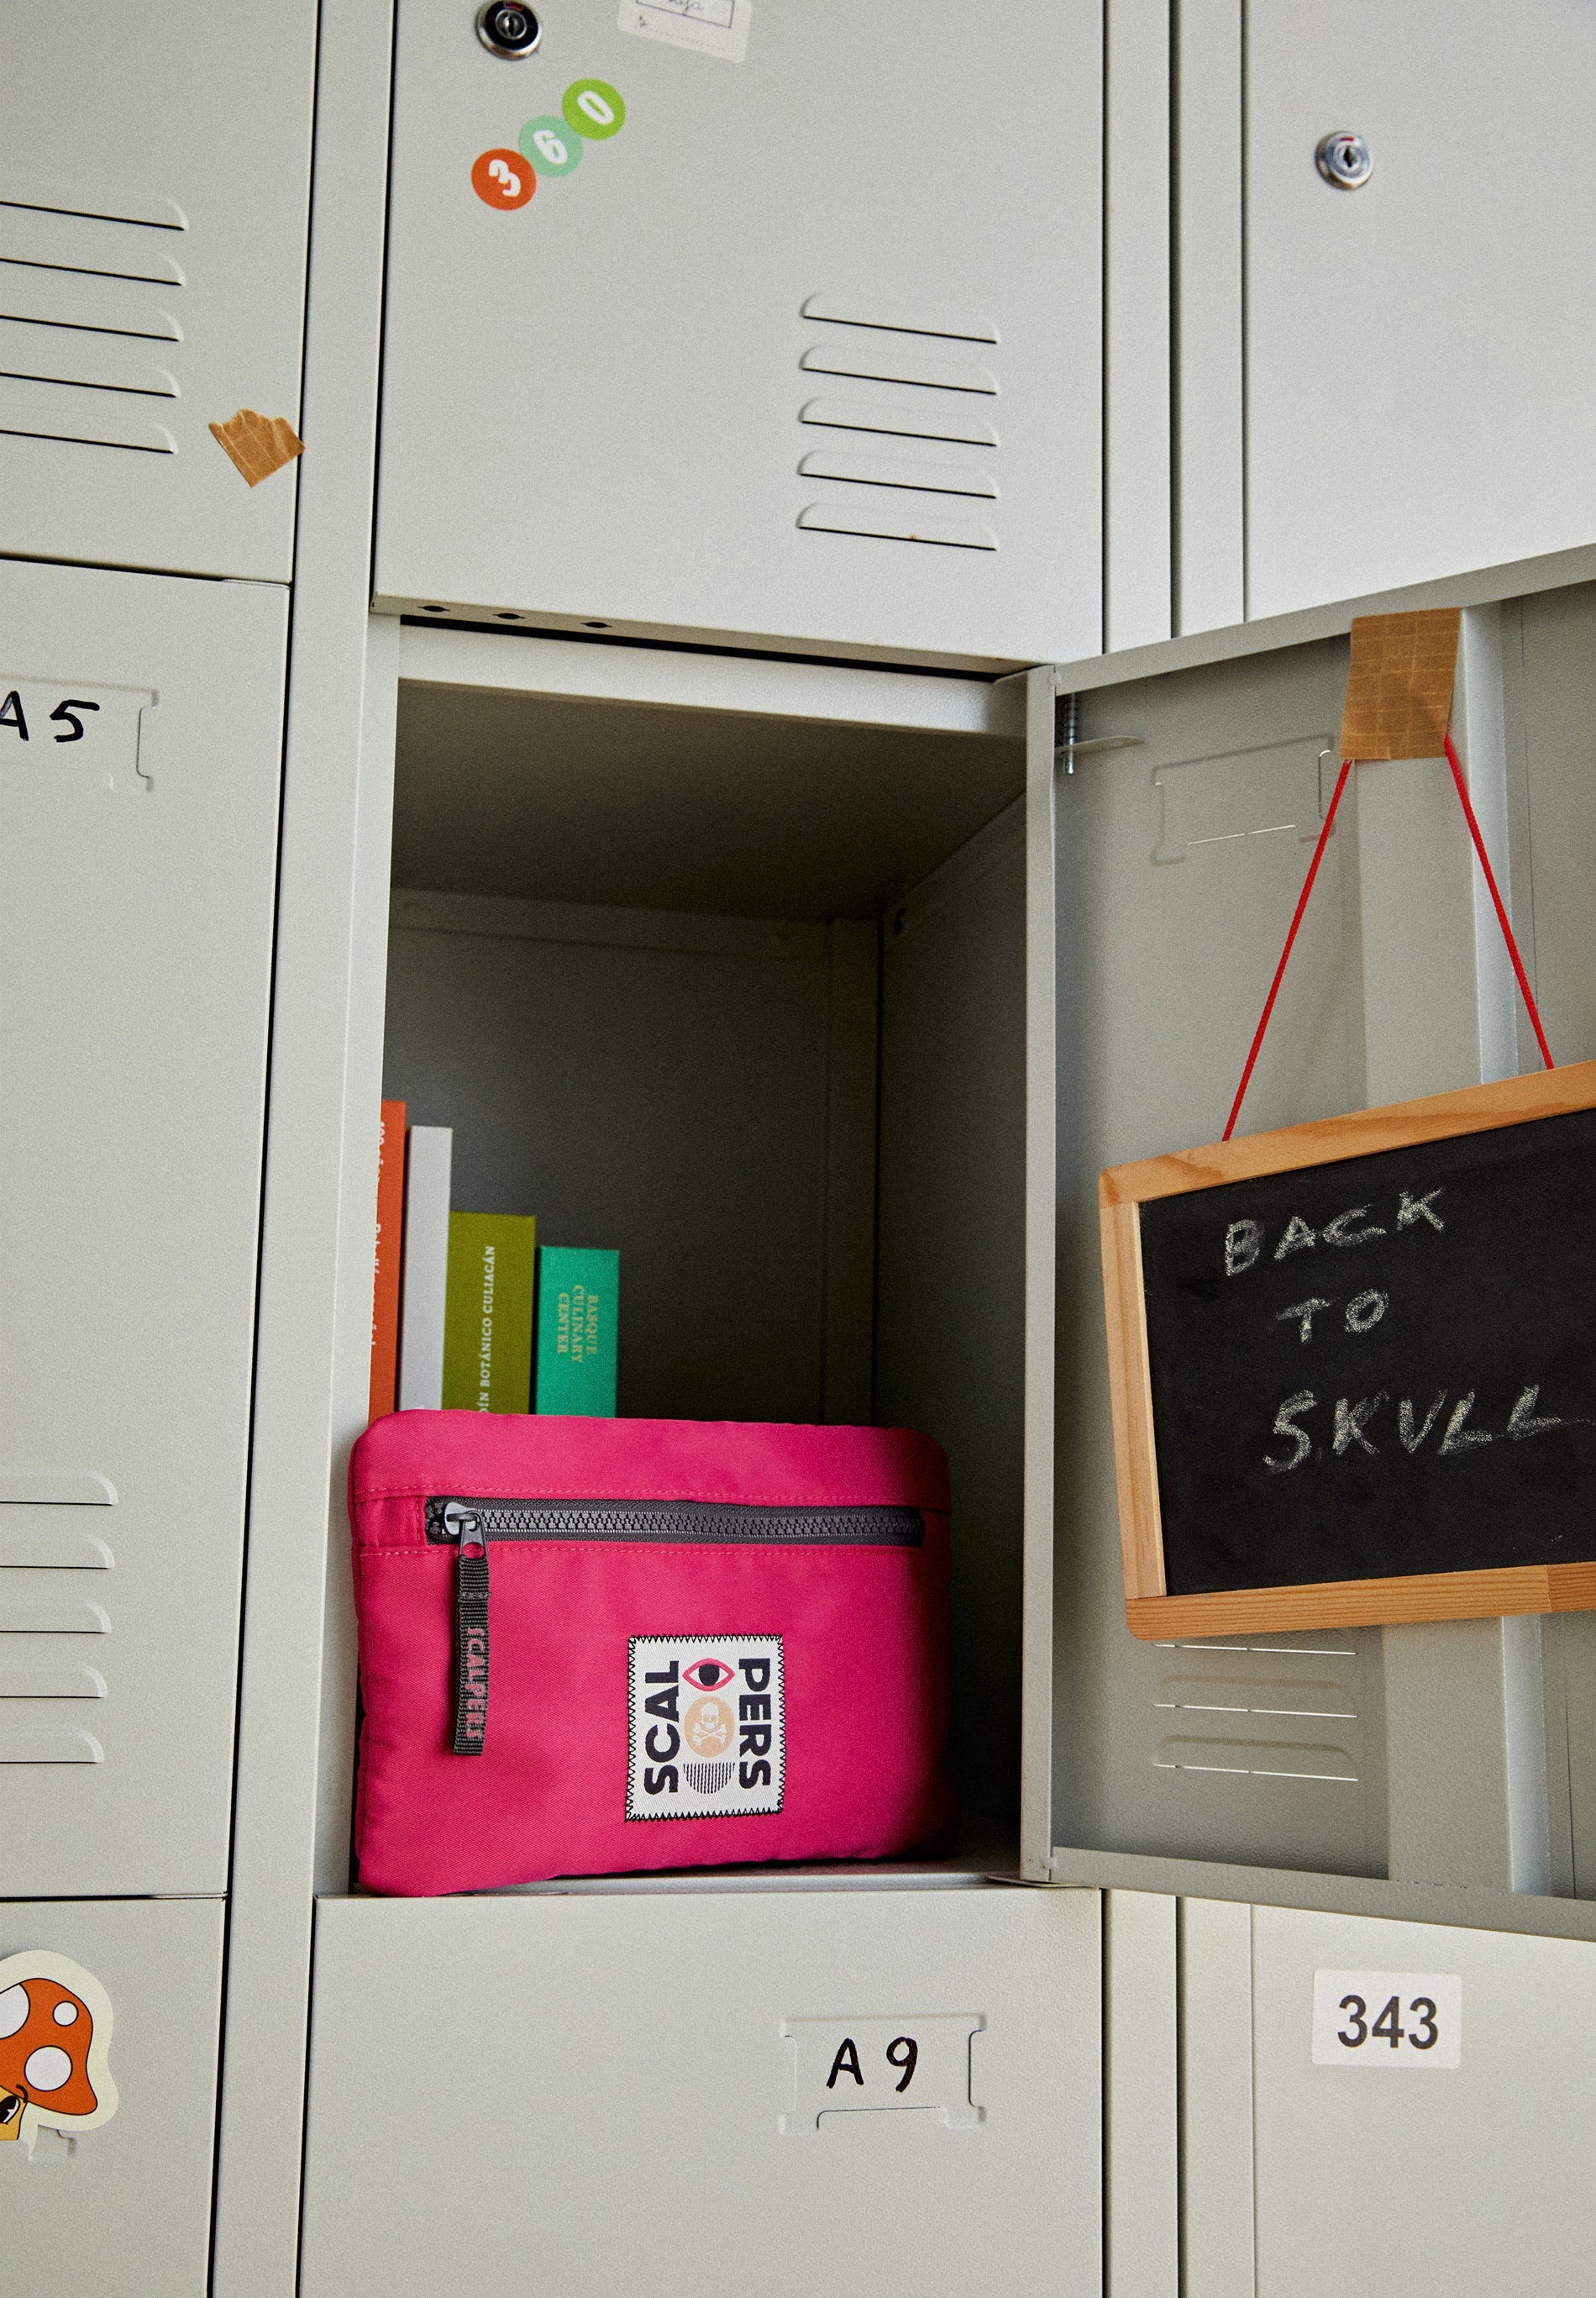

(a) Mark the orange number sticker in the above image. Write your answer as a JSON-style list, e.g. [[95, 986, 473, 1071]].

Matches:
[[471, 148, 535, 209]]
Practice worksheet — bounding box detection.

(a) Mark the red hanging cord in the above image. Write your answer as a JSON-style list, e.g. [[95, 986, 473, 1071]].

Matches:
[[1442, 729, 1555, 1074], [1221, 758, 1352, 1141], [1222, 736, 1556, 1143]]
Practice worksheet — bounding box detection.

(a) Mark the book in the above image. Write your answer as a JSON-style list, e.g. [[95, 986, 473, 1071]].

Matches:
[[396, 1125, 453, 1410], [442, 1212, 538, 1413], [534, 1247, 619, 1417], [368, 1100, 407, 1422]]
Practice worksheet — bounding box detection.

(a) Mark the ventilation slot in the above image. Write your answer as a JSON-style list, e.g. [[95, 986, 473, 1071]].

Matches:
[[0, 191, 185, 455], [795, 297, 1001, 553], [0, 1481, 113, 1764], [1152, 1638, 1364, 1785]]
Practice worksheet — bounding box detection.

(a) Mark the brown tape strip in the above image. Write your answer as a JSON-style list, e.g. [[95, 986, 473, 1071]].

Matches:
[[1338, 607, 1462, 761], [208, 408, 304, 487]]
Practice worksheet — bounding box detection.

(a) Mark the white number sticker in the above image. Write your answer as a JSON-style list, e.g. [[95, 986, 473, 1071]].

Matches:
[[1311, 1969, 1462, 2068]]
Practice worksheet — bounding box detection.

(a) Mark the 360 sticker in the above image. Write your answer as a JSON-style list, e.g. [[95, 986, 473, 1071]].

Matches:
[[562, 77, 627, 139], [518, 114, 583, 176], [470, 146, 535, 209]]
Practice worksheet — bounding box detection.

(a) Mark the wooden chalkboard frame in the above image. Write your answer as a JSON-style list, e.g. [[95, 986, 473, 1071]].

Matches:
[[1100, 1060, 1596, 1638]]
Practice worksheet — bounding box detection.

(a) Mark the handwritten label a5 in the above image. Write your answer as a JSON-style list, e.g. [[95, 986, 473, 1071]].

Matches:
[[1311, 1970, 1462, 2069], [0, 681, 155, 797]]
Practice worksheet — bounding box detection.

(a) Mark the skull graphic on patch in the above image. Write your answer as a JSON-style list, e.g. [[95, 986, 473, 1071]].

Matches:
[[626, 1635, 784, 1819]]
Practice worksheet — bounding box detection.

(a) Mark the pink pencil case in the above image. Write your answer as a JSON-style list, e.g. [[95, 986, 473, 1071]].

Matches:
[[349, 1410, 955, 1895]]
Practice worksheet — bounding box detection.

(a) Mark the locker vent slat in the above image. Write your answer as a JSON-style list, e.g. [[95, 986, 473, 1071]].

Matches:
[[796, 300, 1001, 551], [1152, 1638, 1368, 1787], [0, 187, 186, 455]]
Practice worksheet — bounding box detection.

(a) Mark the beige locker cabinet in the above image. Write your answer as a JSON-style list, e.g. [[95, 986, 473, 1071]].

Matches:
[[300, 1886, 1100, 2298], [375, 0, 1101, 670], [1242, 1, 1596, 620], [1, 0, 317, 581], [2, 1897, 223, 2298], [0, 560, 285, 1894], [1242, 1905, 1596, 2298]]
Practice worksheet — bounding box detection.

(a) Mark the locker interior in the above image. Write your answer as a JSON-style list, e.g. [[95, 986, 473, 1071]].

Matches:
[[368, 643, 1032, 1857]]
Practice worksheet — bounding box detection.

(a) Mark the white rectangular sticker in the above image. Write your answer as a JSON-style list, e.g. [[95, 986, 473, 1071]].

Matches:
[[626, 1634, 782, 1818], [0, 680, 155, 797], [780, 2014, 984, 2133], [1311, 1970, 1462, 2068], [617, 0, 751, 63]]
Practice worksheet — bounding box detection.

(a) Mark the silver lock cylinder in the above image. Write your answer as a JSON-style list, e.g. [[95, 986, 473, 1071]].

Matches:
[[1316, 131, 1373, 189], [476, 2, 542, 57]]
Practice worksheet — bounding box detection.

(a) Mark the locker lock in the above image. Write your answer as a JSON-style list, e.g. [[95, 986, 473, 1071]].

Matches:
[[1315, 131, 1373, 189], [476, 2, 542, 56]]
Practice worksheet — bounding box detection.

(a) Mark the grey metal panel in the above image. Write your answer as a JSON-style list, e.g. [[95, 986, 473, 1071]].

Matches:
[[301, 1887, 1101, 2298], [0, 561, 283, 1893], [1243, 3, 1596, 619], [1251, 1906, 1596, 2297], [0, 0, 315, 581], [1178, 1899, 1254, 2298], [1105, 1890, 1179, 2298], [376, 0, 1102, 668], [878, 804, 1026, 1831], [1051, 643, 1388, 1879], [2, 1897, 223, 2296], [381, 891, 848, 1426]]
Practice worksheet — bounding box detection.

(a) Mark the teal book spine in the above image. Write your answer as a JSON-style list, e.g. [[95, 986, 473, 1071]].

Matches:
[[534, 1247, 619, 1417]]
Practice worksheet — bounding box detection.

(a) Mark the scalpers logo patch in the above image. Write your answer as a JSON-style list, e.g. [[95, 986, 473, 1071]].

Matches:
[[627, 1636, 783, 1820]]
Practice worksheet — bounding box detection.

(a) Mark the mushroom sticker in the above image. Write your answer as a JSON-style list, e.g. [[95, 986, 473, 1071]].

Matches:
[[0, 1951, 116, 2154]]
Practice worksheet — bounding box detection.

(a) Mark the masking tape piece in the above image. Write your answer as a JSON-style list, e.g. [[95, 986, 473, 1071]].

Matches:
[[1338, 607, 1462, 762], [208, 408, 304, 487]]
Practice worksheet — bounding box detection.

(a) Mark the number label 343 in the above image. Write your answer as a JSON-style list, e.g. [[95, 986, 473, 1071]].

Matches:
[[1312, 1971, 1462, 2068]]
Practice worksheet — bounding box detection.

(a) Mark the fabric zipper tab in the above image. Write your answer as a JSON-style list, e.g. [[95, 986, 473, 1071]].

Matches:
[[444, 1501, 491, 1756]]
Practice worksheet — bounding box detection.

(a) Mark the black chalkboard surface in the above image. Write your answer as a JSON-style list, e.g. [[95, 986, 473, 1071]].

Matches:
[[1100, 1064, 1596, 1636]]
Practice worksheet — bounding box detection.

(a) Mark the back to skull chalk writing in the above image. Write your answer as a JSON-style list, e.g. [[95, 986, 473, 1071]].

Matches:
[[1218, 1178, 1587, 1474], [1224, 1187, 1444, 1278]]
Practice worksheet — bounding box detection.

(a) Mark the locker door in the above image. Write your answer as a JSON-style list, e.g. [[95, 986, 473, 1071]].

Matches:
[[376, 0, 1101, 668], [1243, 2, 1596, 620], [3, 1899, 224, 2298], [0, 560, 284, 1893], [300, 1887, 1100, 2298], [1, 0, 317, 581], [1253, 1906, 1596, 2297]]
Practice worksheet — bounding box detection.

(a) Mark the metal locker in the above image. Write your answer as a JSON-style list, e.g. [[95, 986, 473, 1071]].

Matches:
[[299, 1885, 1100, 2298], [1242, 0, 1596, 620], [1182, 1901, 1596, 2298], [375, 0, 1102, 669], [2, 1897, 225, 2298], [0, 560, 285, 1894], [0, 0, 317, 581]]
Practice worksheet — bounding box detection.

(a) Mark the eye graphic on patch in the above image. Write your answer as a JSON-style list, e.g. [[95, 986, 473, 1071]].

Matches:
[[683, 1658, 733, 1692]]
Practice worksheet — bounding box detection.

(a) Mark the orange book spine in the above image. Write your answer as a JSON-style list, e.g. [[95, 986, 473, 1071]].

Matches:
[[369, 1099, 407, 1422]]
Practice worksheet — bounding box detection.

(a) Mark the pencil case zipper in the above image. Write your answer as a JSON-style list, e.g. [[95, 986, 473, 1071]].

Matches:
[[425, 1495, 926, 1755]]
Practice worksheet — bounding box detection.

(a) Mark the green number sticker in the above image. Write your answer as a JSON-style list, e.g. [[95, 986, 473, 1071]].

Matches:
[[562, 77, 626, 139], [518, 115, 583, 176]]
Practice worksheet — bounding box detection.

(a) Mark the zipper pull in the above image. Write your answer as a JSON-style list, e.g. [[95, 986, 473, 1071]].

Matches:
[[444, 1501, 490, 1756]]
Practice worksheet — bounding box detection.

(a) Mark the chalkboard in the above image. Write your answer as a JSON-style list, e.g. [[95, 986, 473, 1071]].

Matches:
[[1100, 1062, 1596, 1637]]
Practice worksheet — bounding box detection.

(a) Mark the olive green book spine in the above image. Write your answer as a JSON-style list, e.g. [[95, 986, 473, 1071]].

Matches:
[[534, 1246, 619, 1417], [442, 1212, 538, 1412]]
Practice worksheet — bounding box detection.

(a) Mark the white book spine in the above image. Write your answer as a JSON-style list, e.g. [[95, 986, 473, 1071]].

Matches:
[[396, 1125, 452, 1410]]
